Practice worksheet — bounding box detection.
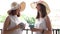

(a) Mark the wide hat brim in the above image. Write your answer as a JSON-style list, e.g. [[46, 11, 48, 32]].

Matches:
[[20, 1, 26, 11], [8, 2, 26, 14], [30, 1, 50, 14], [11, 1, 26, 11]]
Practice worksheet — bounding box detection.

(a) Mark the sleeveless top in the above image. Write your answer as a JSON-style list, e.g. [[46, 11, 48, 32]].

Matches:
[[34, 17, 48, 34], [2, 15, 23, 34]]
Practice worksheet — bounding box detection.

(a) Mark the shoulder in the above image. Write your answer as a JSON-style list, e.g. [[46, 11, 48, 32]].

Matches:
[[4, 16, 11, 26], [6, 16, 10, 18], [44, 16, 50, 20], [6, 16, 10, 19], [5, 16, 11, 22], [44, 15, 51, 24]]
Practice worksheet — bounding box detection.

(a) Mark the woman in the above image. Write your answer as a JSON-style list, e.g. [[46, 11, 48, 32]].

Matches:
[[2, 2, 25, 34], [31, 1, 52, 34]]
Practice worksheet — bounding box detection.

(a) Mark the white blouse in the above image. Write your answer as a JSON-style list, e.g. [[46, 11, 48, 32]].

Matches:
[[34, 18, 48, 34], [2, 15, 24, 34]]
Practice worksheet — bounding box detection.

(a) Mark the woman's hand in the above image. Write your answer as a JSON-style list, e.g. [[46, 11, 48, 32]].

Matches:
[[31, 28, 39, 32], [31, 28, 43, 32], [31, 28, 37, 31], [16, 24, 21, 29], [18, 23, 25, 29]]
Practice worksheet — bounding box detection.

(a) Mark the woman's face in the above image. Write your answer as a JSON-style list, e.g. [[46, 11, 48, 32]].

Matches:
[[36, 5, 41, 11], [16, 8, 20, 15]]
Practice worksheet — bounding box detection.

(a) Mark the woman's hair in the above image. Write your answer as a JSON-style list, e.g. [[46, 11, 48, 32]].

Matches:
[[8, 9, 20, 17], [36, 3, 47, 19]]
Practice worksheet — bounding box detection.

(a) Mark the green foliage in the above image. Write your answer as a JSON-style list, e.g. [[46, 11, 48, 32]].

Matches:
[[0, 15, 7, 23], [24, 16, 35, 25], [0, 14, 35, 24], [20, 15, 35, 25]]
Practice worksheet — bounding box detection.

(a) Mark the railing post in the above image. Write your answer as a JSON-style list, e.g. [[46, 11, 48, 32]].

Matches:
[[26, 29, 28, 34], [31, 31, 33, 34], [53, 29, 54, 34], [0, 29, 2, 34], [56, 29, 58, 34], [58, 29, 60, 34], [53, 29, 60, 34]]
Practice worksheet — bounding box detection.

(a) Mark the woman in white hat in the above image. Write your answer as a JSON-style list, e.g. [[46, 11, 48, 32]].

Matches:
[[2, 2, 25, 34], [30, 1, 52, 34]]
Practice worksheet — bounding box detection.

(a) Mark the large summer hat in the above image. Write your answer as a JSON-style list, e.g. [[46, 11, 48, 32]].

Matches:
[[11, 1, 26, 11], [7, 2, 20, 15], [30, 1, 50, 14], [8, 2, 26, 14]]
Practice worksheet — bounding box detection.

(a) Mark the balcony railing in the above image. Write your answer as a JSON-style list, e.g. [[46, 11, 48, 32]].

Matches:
[[0, 29, 60, 34], [0, 29, 2, 34], [52, 29, 60, 34]]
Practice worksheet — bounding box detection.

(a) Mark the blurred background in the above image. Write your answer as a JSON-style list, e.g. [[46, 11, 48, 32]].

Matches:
[[0, 0, 60, 34]]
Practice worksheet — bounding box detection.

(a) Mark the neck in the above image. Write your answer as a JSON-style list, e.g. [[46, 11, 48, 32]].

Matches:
[[38, 11, 42, 18]]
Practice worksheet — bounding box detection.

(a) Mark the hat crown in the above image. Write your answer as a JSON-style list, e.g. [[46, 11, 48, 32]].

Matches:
[[11, 2, 19, 10]]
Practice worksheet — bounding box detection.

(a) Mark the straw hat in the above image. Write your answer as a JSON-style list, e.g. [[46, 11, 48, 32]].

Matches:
[[20, 1, 26, 11], [7, 2, 19, 14], [11, 2, 20, 10], [8, 2, 26, 14], [30, 1, 50, 14], [11, 1, 26, 11]]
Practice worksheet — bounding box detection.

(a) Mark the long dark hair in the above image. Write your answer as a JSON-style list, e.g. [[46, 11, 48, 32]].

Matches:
[[8, 9, 20, 17], [36, 3, 47, 19]]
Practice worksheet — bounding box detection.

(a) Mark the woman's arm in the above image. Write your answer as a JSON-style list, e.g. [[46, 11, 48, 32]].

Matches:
[[44, 16, 52, 34], [31, 28, 43, 32], [3, 16, 20, 33], [31, 16, 52, 34], [31, 19, 43, 32]]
